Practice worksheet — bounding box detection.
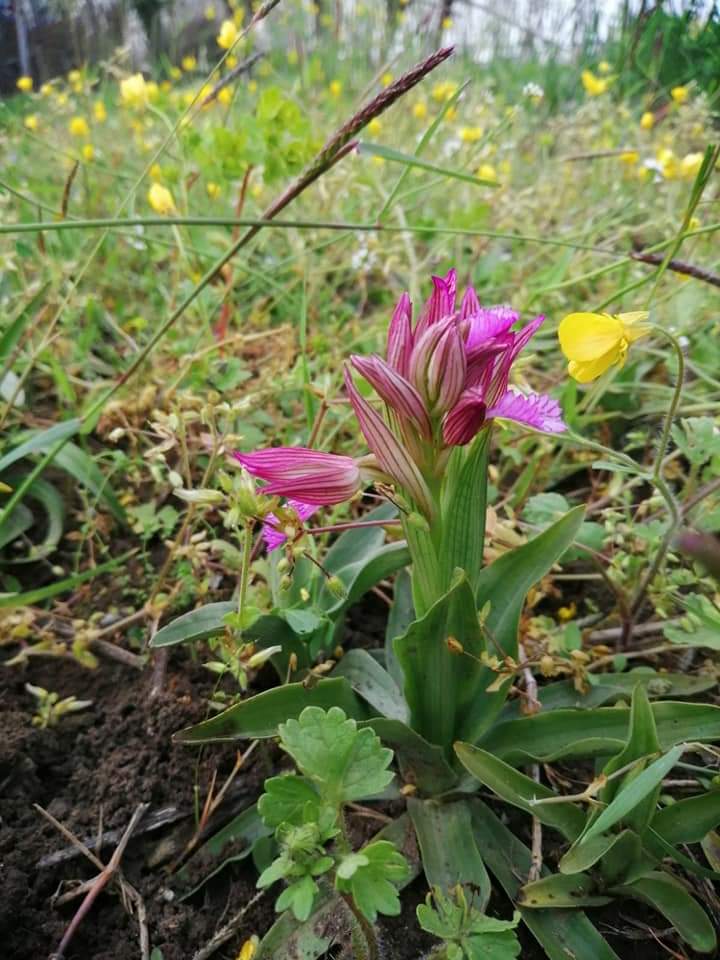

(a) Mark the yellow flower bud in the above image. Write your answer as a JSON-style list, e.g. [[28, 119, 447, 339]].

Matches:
[[148, 182, 175, 215], [17, 76, 33, 93], [69, 116, 90, 138]]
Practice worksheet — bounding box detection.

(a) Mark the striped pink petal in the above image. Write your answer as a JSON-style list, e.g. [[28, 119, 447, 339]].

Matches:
[[235, 447, 361, 505], [488, 390, 566, 433], [442, 389, 488, 446], [344, 367, 434, 517], [386, 292, 413, 377], [464, 306, 519, 353], [263, 500, 318, 551], [413, 268, 457, 341], [351, 354, 432, 440]]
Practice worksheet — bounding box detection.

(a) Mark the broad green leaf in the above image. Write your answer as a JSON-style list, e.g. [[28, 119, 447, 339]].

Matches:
[[370, 813, 421, 888], [408, 797, 491, 910], [335, 840, 410, 922], [384, 568, 413, 688], [394, 573, 485, 755], [519, 873, 613, 909], [610, 873, 717, 953], [152, 601, 235, 646], [362, 717, 458, 794], [471, 800, 621, 960], [331, 649, 408, 723], [597, 683, 661, 835], [276, 874, 319, 922], [479, 701, 720, 765], [475, 505, 585, 655], [464, 507, 586, 745], [454, 744, 585, 842], [583, 745, 684, 843], [278, 706, 393, 805], [0, 550, 134, 608], [173, 678, 366, 743], [258, 776, 322, 828], [438, 429, 490, 596], [359, 141, 500, 187], [651, 791, 720, 845], [559, 829, 641, 877]]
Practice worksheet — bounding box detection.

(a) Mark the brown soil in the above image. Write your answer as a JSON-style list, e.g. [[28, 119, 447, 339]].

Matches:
[[0, 616, 708, 960]]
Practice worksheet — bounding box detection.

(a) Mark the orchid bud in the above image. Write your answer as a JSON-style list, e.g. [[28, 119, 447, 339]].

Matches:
[[173, 487, 225, 505], [247, 645, 282, 669], [410, 317, 466, 415]]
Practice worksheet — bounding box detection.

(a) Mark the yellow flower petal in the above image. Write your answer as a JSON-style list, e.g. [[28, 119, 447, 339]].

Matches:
[[617, 311, 651, 342], [568, 349, 619, 383], [558, 313, 624, 362]]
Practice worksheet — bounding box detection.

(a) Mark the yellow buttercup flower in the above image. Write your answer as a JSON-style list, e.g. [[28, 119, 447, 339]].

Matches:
[[640, 111, 654, 130], [413, 101, 428, 120], [460, 125, 483, 143], [559, 312, 651, 383], [17, 76, 33, 93], [82, 144, 94, 161], [442, 16, 452, 28], [445, 106, 457, 121], [217, 19, 238, 49], [68, 69, 82, 85], [40, 82, 53, 96], [368, 118, 382, 136], [148, 183, 175, 215], [55, 92, 69, 107], [121, 73, 147, 108], [657, 146, 678, 179], [216, 87, 231, 105], [226, 54, 239, 69], [619, 150, 639, 165], [170, 66, 182, 80], [237, 935, 258, 960], [598, 60, 611, 74], [69, 116, 90, 137], [150, 163, 163, 181], [381, 72, 393, 87], [182, 55, 197, 71], [581, 69, 609, 96], [24, 114, 39, 131], [671, 85, 689, 104], [94, 100, 107, 122], [206, 182, 221, 199], [680, 152, 703, 180], [329, 80, 342, 97], [432, 80, 457, 102], [476, 163, 497, 183]]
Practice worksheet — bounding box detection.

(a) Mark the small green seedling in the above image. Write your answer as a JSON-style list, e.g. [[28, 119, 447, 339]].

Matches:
[[417, 885, 521, 960], [25, 683, 92, 728]]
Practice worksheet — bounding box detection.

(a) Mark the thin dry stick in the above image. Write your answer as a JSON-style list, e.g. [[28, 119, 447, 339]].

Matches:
[[518, 642, 542, 882], [200, 51, 264, 107], [191, 889, 267, 960], [631, 249, 720, 288], [40, 803, 149, 960]]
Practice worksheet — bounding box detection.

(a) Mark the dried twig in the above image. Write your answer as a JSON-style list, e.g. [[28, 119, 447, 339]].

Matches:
[[191, 889, 267, 960], [200, 52, 264, 107], [631, 249, 720, 288], [39, 803, 149, 960]]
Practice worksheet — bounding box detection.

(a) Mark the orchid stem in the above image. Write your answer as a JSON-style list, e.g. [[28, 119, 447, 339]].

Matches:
[[651, 326, 685, 484], [236, 519, 254, 639]]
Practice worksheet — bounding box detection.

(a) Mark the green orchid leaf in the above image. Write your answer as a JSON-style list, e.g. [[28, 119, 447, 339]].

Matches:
[[258, 776, 322, 829], [335, 840, 411, 922], [471, 800, 622, 960], [583, 745, 684, 844], [519, 873, 613, 909], [0, 501, 32, 551], [479, 701, 720, 766], [408, 797, 491, 911], [598, 683, 660, 837], [385, 568, 413, 688], [394, 572, 485, 755], [559, 829, 641, 878], [151, 601, 235, 646], [173, 678, 367, 743], [651, 790, 720, 844], [438, 429, 490, 596], [454, 743, 585, 842], [331, 648, 408, 722], [362, 717, 458, 794], [610, 873, 717, 953], [278, 706, 393, 806]]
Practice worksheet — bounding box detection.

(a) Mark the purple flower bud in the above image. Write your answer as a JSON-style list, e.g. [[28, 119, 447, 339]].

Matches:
[[350, 354, 432, 440], [235, 447, 362, 504], [487, 389, 566, 433], [413, 268, 457, 341], [410, 317, 466, 414], [263, 500, 318, 551], [344, 367, 434, 517], [386, 292, 413, 377], [442, 389, 488, 446], [464, 306, 519, 354]]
